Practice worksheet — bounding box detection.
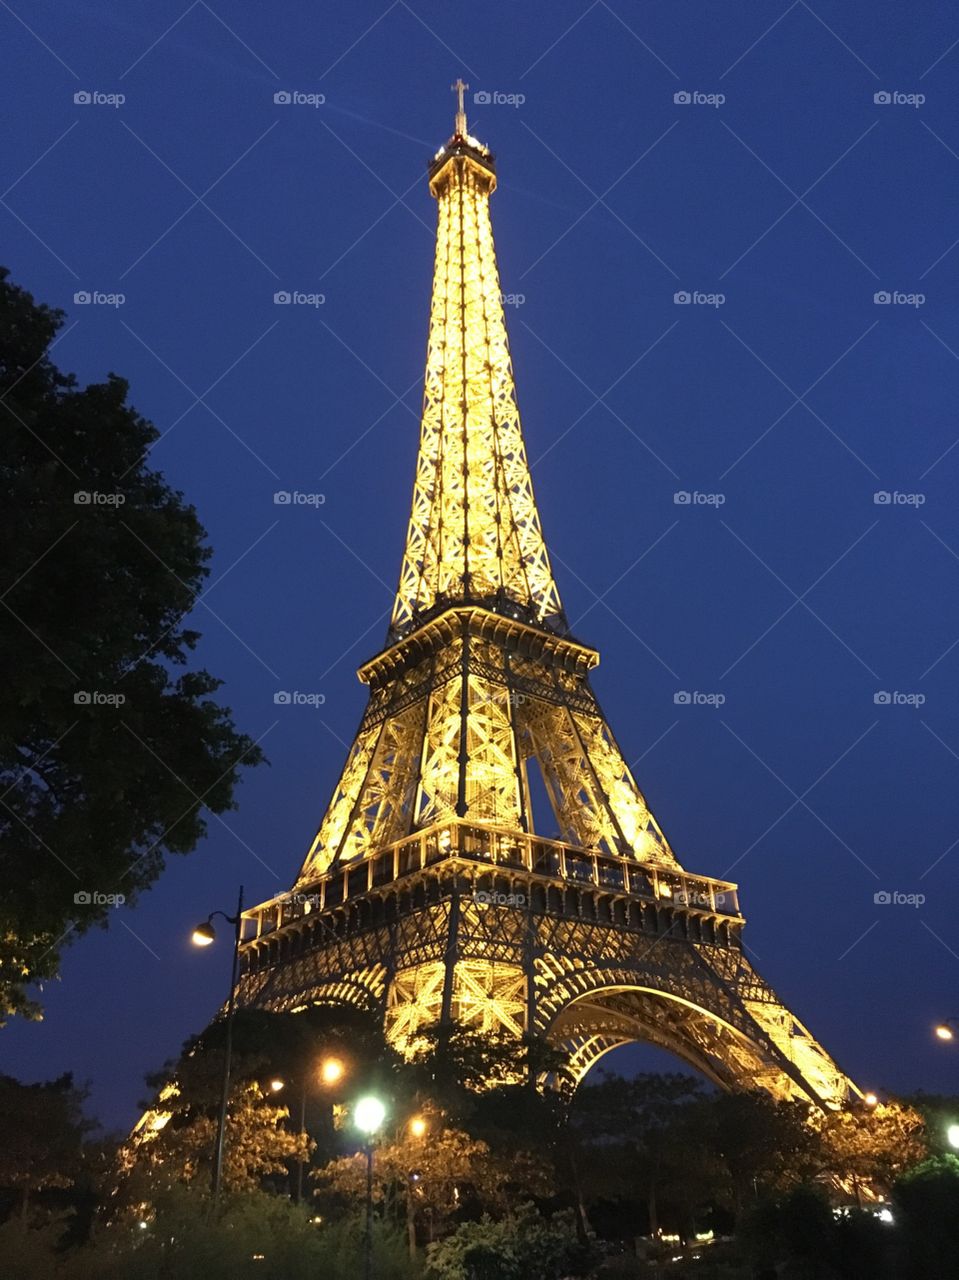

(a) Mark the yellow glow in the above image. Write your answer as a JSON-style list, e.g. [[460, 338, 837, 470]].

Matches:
[[936, 1024, 955, 1041], [269, 1078, 285, 1093], [191, 923, 215, 946], [409, 1115, 427, 1138], [320, 1057, 344, 1086], [863, 1092, 878, 1107]]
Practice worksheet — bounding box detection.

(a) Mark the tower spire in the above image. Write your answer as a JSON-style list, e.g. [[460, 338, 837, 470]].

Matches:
[[452, 76, 468, 136], [392, 91, 565, 640]]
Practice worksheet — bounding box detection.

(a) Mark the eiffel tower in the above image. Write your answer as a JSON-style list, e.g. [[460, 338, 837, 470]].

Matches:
[[235, 85, 859, 1108]]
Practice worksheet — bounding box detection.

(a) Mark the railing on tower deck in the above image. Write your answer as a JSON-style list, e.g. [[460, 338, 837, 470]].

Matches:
[[241, 819, 742, 942]]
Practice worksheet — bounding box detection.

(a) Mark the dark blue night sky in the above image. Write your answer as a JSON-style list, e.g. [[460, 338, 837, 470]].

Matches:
[[3, 0, 959, 1131]]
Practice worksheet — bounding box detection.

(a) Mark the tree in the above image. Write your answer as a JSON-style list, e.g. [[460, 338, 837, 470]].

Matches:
[[0, 1073, 95, 1226], [320, 1116, 488, 1255], [893, 1154, 959, 1278], [425, 1204, 597, 1280], [816, 1100, 927, 1195], [695, 1091, 823, 1218], [0, 267, 264, 1021], [133, 1081, 309, 1197], [570, 1071, 710, 1237]]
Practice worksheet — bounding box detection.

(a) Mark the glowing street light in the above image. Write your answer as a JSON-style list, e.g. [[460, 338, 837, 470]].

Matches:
[[190, 885, 244, 1211], [863, 1092, 878, 1108], [320, 1056, 345, 1086], [269, 1078, 285, 1093], [355, 1096, 386, 1280], [948, 1124, 959, 1150], [935, 1020, 958, 1042], [355, 1095, 387, 1135], [409, 1115, 428, 1139]]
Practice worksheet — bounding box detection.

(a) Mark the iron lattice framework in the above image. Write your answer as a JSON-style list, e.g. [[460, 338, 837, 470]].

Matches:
[[234, 94, 859, 1109]]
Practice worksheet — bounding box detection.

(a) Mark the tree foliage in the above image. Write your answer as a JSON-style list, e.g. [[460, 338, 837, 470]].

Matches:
[[0, 267, 264, 1021]]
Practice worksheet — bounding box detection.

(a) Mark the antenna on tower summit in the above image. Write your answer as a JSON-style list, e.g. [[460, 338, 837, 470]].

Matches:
[[452, 77, 468, 136]]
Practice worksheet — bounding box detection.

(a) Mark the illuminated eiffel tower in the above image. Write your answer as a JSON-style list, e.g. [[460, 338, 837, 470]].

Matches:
[[236, 85, 858, 1107]]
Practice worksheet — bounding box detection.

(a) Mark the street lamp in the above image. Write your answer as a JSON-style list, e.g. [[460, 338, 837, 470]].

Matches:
[[356, 1096, 386, 1280], [948, 1124, 959, 1149], [190, 885, 244, 1210], [863, 1092, 878, 1108], [321, 1056, 345, 1086], [935, 1018, 959, 1041], [409, 1114, 427, 1138]]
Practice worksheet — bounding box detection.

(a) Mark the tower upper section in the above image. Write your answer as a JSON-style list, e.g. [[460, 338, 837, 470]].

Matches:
[[390, 86, 566, 642]]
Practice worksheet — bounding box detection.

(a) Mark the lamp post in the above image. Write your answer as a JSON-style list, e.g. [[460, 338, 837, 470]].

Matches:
[[355, 1095, 386, 1280], [272, 1056, 347, 1203], [191, 884, 244, 1210]]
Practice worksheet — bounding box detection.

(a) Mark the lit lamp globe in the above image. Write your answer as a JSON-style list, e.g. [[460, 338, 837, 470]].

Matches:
[[935, 1024, 955, 1042], [409, 1115, 427, 1138], [321, 1057, 345, 1086], [355, 1096, 386, 1137], [948, 1124, 959, 1150], [863, 1092, 878, 1108], [191, 921, 216, 947]]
